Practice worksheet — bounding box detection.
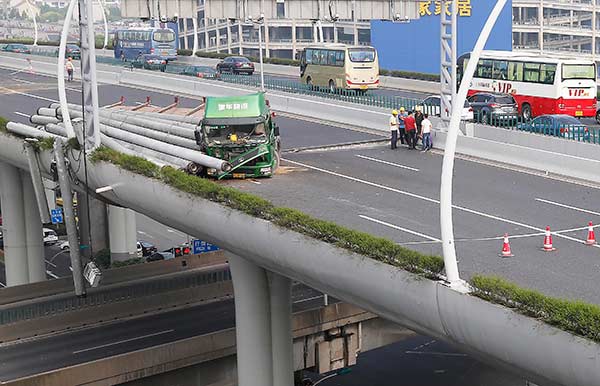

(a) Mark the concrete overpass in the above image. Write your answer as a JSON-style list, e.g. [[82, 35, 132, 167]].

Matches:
[[0, 53, 600, 385]]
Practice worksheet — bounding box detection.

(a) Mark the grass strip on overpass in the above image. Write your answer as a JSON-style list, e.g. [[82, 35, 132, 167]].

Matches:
[[90, 146, 600, 344]]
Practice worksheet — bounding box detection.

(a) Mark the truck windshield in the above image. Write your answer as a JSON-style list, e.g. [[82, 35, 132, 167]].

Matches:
[[204, 123, 267, 143]]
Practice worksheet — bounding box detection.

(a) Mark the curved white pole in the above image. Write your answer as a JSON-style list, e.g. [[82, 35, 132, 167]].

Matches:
[[27, 0, 38, 46], [98, 0, 109, 49], [439, 0, 508, 287], [57, 0, 77, 139], [192, 16, 199, 55]]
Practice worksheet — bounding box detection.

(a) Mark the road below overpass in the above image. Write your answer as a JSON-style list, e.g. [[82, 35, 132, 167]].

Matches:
[[0, 65, 592, 383]]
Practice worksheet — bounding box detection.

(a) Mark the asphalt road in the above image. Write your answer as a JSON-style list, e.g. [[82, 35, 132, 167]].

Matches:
[[0, 66, 585, 383], [0, 284, 328, 382]]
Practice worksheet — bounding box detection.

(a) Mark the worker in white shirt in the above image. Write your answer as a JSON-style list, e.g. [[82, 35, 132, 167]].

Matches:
[[420, 113, 433, 152], [65, 57, 74, 82], [389, 110, 399, 149]]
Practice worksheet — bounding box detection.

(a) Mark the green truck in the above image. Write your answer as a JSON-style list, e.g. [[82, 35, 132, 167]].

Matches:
[[195, 93, 281, 179]]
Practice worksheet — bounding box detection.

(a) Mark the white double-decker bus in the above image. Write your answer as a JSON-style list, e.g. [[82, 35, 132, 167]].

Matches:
[[457, 50, 597, 120]]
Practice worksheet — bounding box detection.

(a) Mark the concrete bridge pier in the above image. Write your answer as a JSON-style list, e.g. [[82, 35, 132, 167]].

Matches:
[[21, 170, 46, 283], [107, 205, 137, 262], [268, 272, 294, 386], [229, 253, 275, 386], [78, 193, 109, 259], [229, 253, 295, 386], [0, 163, 30, 286]]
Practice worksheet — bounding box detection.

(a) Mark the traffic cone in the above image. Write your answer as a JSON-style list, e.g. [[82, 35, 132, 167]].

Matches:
[[499, 233, 513, 257], [542, 226, 556, 252], [585, 221, 596, 245]]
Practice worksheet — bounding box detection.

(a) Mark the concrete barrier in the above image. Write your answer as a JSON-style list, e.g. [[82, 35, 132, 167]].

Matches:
[[0, 251, 227, 305]]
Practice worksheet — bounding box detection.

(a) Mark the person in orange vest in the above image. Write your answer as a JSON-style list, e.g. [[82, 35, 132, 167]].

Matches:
[[65, 57, 74, 82]]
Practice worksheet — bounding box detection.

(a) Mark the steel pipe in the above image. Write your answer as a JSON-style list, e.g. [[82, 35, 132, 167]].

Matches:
[[37, 107, 59, 117], [24, 142, 51, 224], [99, 124, 231, 172], [53, 139, 86, 296], [30, 115, 60, 125], [6, 122, 59, 139], [57, 0, 77, 139]]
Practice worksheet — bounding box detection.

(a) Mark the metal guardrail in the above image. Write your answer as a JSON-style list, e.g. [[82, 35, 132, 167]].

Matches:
[[0, 267, 231, 326], [473, 111, 599, 144]]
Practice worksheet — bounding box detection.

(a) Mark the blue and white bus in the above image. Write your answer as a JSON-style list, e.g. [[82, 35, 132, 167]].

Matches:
[[113, 27, 177, 61]]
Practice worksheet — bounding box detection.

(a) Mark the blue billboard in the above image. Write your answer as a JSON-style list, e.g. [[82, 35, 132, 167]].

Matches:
[[371, 0, 513, 74]]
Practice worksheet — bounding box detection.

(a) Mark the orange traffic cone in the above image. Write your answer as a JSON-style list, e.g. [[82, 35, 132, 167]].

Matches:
[[542, 226, 556, 252], [586, 221, 596, 246], [500, 233, 513, 257]]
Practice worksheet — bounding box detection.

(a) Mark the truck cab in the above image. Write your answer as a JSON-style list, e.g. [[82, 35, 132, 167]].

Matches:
[[195, 93, 281, 179]]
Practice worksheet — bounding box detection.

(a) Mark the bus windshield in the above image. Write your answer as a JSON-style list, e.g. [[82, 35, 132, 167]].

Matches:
[[348, 48, 376, 63], [153, 30, 175, 43], [562, 64, 595, 80]]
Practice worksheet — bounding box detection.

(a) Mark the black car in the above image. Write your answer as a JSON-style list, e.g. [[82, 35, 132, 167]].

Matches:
[[146, 251, 175, 262], [65, 44, 81, 60], [2, 43, 31, 54], [131, 54, 167, 71], [137, 240, 157, 257], [182, 65, 220, 79], [216, 56, 254, 75], [466, 92, 519, 124]]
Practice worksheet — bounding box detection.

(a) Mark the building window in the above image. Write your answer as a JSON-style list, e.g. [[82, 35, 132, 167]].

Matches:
[[277, 2, 285, 18]]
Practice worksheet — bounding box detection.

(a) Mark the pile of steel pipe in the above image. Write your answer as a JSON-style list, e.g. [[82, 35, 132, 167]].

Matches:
[[24, 103, 231, 174]]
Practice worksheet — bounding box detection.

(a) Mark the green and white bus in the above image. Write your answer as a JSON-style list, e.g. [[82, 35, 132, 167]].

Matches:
[[299, 44, 380, 92]]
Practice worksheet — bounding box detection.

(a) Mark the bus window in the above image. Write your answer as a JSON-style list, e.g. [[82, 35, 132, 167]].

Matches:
[[524, 62, 540, 82], [348, 48, 375, 62], [328, 50, 336, 66], [540, 64, 557, 84], [304, 49, 312, 64], [335, 51, 344, 66], [492, 60, 508, 80], [508, 62, 523, 81], [477, 59, 493, 79], [153, 30, 175, 42]]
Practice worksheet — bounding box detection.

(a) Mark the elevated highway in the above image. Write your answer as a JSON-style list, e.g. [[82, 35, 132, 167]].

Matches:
[[0, 59, 599, 385]]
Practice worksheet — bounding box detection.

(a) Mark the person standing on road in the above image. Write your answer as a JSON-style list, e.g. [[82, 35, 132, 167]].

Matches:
[[65, 57, 74, 82], [421, 113, 433, 152], [415, 107, 424, 146], [397, 107, 408, 146], [389, 109, 399, 149], [404, 111, 417, 149]]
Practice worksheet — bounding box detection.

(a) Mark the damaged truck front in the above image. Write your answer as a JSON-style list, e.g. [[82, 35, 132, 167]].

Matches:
[[194, 93, 281, 179]]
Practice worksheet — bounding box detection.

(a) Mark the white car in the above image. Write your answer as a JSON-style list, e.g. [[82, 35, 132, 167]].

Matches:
[[43, 228, 59, 245], [414, 95, 474, 121], [58, 240, 70, 250]]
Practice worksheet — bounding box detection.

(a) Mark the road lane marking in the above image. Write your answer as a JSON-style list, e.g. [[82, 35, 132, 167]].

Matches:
[[405, 351, 468, 357], [535, 198, 600, 218], [69, 266, 73, 272], [136, 230, 155, 239], [285, 159, 600, 249], [72, 329, 175, 354], [0, 281, 5, 287], [356, 154, 419, 172], [0, 86, 56, 102], [13, 78, 35, 84], [46, 270, 59, 279], [359, 215, 440, 242], [45, 259, 57, 268], [167, 228, 186, 237], [13, 111, 29, 118]]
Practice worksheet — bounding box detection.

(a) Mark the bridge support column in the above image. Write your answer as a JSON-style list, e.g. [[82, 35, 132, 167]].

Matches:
[[0, 163, 29, 286], [229, 254, 274, 386], [107, 205, 136, 262], [21, 171, 46, 283], [78, 193, 109, 259], [268, 272, 294, 386]]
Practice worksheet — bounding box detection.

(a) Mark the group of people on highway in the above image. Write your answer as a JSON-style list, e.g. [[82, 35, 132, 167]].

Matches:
[[389, 107, 432, 152]]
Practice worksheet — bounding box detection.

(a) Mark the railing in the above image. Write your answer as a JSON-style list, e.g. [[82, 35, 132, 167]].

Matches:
[[0, 267, 231, 326], [473, 111, 600, 144]]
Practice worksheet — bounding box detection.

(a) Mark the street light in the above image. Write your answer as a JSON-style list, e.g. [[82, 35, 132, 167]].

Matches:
[[248, 14, 265, 92]]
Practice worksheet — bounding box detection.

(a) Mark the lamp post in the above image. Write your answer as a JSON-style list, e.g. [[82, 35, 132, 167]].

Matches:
[[248, 14, 265, 92], [97, 0, 109, 49], [26, 0, 38, 46]]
